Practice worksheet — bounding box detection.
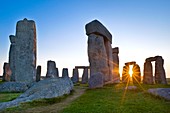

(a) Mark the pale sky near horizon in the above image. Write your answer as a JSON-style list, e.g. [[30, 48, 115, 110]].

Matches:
[[0, 0, 170, 78]]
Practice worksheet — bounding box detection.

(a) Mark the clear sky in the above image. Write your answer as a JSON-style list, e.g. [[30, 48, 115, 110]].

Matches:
[[0, 0, 170, 78]]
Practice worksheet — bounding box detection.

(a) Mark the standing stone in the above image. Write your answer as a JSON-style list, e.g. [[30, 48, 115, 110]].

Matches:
[[81, 68, 88, 84], [132, 64, 141, 84], [9, 18, 37, 83], [56, 68, 59, 77], [62, 68, 69, 78], [36, 65, 41, 82], [2, 63, 12, 82], [143, 61, 154, 84], [9, 35, 16, 81], [88, 72, 104, 89], [85, 20, 113, 83], [155, 56, 167, 84], [112, 47, 120, 83], [46, 60, 58, 78], [71, 68, 79, 83], [122, 65, 130, 83]]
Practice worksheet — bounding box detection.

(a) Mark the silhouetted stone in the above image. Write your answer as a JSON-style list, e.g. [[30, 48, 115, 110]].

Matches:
[[122, 65, 130, 83], [36, 65, 41, 82], [155, 56, 167, 84], [125, 61, 136, 66], [81, 68, 88, 84], [112, 47, 120, 83], [62, 68, 69, 78], [2, 63, 11, 82], [46, 60, 58, 78], [85, 20, 112, 43], [132, 64, 141, 84], [71, 68, 79, 83], [9, 18, 37, 83], [88, 72, 104, 89], [143, 61, 154, 84]]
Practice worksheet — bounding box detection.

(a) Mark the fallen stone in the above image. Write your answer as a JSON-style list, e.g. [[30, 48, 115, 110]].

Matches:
[[147, 88, 170, 100], [0, 82, 29, 93], [88, 72, 104, 89], [125, 86, 137, 90], [0, 78, 73, 111]]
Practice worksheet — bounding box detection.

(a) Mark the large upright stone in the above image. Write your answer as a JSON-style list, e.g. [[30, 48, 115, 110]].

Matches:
[[36, 65, 41, 82], [62, 68, 69, 78], [122, 65, 130, 83], [9, 18, 37, 83], [46, 60, 58, 78], [71, 68, 79, 83], [132, 64, 141, 84], [2, 63, 11, 82], [81, 68, 88, 84], [143, 62, 153, 84], [86, 20, 113, 83], [155, 56, 167, 84], [112, 47, 120, 83]]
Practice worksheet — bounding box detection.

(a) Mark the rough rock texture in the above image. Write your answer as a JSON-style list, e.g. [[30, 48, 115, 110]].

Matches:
[[71, 68, 79, 83], [122, 65, 130, 83], [143, 61, 154, 84], [0, 82, 29, 93], [155, 56, 167, 84], [88, 72, 104, 89], [62, 68, 69, 78], [148, 88, 170, 100], [0, 78, 73, 111], [46, 60, 58, 78], [85, 20, 112, 43], [112, 47, 120, 83], [9, 18, 37, 83], [132, 64, 141, 84], [36, 65, 41, 82], [81, 68, 88, 84], [2, 62, 11, 81]]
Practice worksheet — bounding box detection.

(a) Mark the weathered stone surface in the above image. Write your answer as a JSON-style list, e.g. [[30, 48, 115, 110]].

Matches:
[[85, 20, 112, 43], [46, 60, 58, 78], [87, 34, 109, 82], [148, 88, 170, 100], [36, 65, 41, 82], [0, 78, 73, 111], [81, 68, 88, 84], [145, 57, 157, 62], [132, 64, 141, 84], [88, 72, 104, 89], [112, 47, 120, 83], [9, 18, 37, 83], [2, 63, 11, 82], [143, 62, 154, 84], [155, 56, 167, 84], [125, 86, 137, 90], [71, 68, 79, 83], [0, 82, 29, 93], [122, 65, 130, 83], [62, 68, 69, 78]]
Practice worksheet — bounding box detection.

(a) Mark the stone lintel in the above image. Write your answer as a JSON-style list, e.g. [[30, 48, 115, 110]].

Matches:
[[85, 20, 112, 43], [125, 61, 136, 66], [75, 66, 90, 69], [146, 56, 162, 62], [112, 47, 119, 54]]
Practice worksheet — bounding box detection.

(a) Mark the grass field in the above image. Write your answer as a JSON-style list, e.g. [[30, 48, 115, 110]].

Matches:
[[0, 82, 170, 113]]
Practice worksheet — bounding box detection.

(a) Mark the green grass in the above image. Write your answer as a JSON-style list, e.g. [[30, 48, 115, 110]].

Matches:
[[0, 93, 21, 102], [61, 83, 170, 113]]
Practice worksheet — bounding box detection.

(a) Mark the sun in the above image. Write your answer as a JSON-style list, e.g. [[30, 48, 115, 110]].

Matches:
[[129, 65, 133, 77]]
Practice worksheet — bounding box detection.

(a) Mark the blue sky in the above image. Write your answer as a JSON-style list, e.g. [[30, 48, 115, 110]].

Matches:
[[0, 0, 170, 77]]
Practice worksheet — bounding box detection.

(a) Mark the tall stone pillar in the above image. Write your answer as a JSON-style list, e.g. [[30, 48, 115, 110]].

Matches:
[[36, 65, 41, 82], [132, 64, 141, 84], [81, 68, 88, 84], [155, 56, 167, 84], [122, 65, 130, 83], [62, 68, 69, 78], [143, 61, 153, 84], [9, 18, 37, 83], [85, 20, 113, 83], [71, 68, 79, 83], [46, 60, 58, 78], [112, 47, 120, 83], [2, 62, 11, 81]]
